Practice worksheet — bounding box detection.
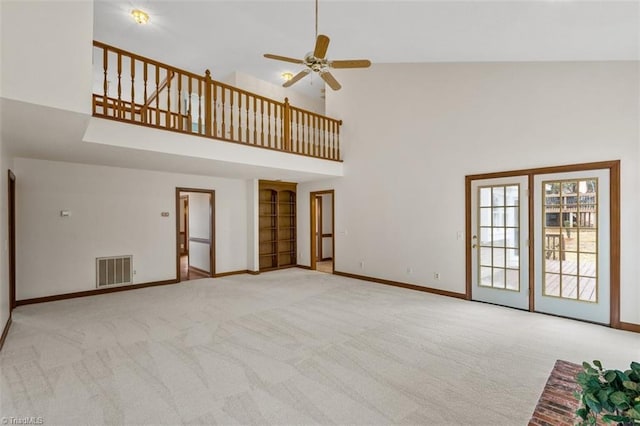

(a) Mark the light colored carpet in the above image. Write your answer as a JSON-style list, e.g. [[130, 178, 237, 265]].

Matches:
[[1, 269, 638, 425]]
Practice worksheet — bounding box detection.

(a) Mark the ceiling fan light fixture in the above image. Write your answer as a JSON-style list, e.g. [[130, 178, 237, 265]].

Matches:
[[131, 9, 150, 25], [281, 72, 294, 82]]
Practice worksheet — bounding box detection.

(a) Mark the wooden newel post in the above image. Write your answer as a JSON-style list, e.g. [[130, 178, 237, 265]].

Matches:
[[283, 97, 291, 151], [204, 69, 213, 137]]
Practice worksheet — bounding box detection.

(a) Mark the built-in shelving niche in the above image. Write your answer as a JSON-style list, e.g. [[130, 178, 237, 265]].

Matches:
[[258, 180, 297, 271]]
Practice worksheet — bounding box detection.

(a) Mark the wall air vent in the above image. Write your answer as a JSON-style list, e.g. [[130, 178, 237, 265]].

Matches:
[[96, 255, 132, 287]]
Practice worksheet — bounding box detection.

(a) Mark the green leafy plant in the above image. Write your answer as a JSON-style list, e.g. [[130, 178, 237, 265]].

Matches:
[[575, 360, 640, 425]]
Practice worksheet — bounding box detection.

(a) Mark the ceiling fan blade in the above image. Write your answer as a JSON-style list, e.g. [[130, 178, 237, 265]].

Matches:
[[313, 34, 330, 59], [264, 54, 304, 65], [319, 71, 341, 91], [283, 69, 311, 87], [330, 59, 372, 69]]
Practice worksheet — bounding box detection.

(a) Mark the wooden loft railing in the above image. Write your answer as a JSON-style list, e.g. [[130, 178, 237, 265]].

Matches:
[[92, 41, 342, 161]]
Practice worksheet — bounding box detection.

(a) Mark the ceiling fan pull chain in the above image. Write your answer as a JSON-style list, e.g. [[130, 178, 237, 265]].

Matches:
[[315, 0, 318, 39]]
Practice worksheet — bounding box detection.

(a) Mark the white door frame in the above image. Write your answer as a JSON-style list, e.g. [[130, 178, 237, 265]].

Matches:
[[465, 160, 620, 327]]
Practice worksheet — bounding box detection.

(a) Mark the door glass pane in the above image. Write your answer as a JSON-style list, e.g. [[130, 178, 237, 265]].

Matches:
[[477, 184, 520, 292], [480, 208, 491, 226], [480, 227, 492, 245], [506, 249, 519, 269], [579, 277, 597, 302], [561, 275, 578, 299], [480, 247, 492, 266], [542, 178, 598, 303], [492, 268, 505, 289], [480, 187, 492, 207], [480, 267, 492, 286], [505, 228, 518, 248], [492, 207, 505, 226], [505, 207, 518, 227], [579, 253, 597, 277], [493, 228, 505, 247], [492, 187, 504, 206], [505, 269, 519, 291], [544, 273, 560, 296], [493, 248, 505, 267], [505, 186, 519, 206]]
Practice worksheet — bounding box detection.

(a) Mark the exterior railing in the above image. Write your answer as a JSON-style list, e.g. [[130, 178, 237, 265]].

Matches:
[[92, 41, 342, 161]]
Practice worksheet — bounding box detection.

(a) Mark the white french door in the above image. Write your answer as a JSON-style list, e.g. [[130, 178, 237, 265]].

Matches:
[[469, 168, 612, 325], [533, 169, 610, 324], [471, 176, 529, 310]]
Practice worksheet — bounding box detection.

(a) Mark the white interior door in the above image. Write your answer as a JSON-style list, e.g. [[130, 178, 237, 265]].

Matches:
[[533, 169, 610, 324], [471, 176, 529, 310]]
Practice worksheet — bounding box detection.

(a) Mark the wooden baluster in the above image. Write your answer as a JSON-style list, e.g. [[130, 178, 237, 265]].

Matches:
[[213, 82, 218, 137], [267, 102, 272, 147], [154, 66, 160, 126], [291, 108, 296, 153], [177, 73, 182, 131], [311, 115, 315, 157], [275, 102, 279, 148], [230, 88, 235, 141], [324, 119, 328, 159], [253, 96, 257, 144], [142, 63, 148, 123], [221, 88, 226, 139], [330, 120, 336, 159], [204, 70, 212, 137], [297, 110, 302, 154], [302, 113, 307, 154], [260, 99, 265, 146], [187, 77, 192, 132], [130, 58, 136, 121], [283, 98, 291, 151], [102, 47, 108, 116], [198, 79, 202, 134], [245, 94, 250, 143], [117, 53, 123, 118], [237, 91, 242, 142], [337, 120, 342, 159], [166, 70, 172, 128]]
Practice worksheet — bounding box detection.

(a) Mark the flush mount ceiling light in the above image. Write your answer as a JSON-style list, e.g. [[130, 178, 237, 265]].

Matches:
[[131, 9, 149, 25], [281, 72, 294, 82]]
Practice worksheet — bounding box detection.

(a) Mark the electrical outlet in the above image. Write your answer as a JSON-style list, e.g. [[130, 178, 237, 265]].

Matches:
[[133, 270, 137, 275], [434, 272, 440, 280], [406, 267, 412, 275]]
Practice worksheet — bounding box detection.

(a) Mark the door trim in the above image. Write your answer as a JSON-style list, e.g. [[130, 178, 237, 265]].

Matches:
[[310, 190, 335, 271], [175, 188, 215, 281], [465, 160, 620, 328], [8, 170, 16, 311]]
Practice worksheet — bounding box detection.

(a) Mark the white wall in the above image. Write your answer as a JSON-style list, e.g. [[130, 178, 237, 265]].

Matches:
[[299, 61, 639, 325], [246, 179, 259, 272], [1, 1, 93, 114], [14, 158, 248, 300], [187, 192, 211, 273], [229, 71, 325, 115], [0, 101, 15, 330]]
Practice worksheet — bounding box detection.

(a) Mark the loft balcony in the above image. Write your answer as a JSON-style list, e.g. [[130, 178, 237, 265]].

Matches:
[[92, 41, 343, 162]]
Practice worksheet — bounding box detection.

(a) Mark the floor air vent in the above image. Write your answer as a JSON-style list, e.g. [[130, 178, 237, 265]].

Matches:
[[96, 255, 133, 287]]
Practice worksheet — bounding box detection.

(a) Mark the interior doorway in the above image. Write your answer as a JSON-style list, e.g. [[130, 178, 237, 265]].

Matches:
[[175, 188, 215, 281], [310, 190, 334, 273], [466, 161, 620, 327], [8, 171, 16, 311]]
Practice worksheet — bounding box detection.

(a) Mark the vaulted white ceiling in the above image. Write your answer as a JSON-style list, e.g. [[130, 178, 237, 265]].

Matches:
[[95, 1, 639, 99]]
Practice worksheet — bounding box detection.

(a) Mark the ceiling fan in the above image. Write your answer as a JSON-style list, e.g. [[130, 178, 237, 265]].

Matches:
[[263, 0, 371, 91]]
